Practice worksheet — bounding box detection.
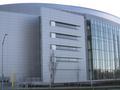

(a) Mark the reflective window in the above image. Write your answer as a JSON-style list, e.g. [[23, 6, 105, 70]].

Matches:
[[56, 33, 79, 40], [87, 18, 120, 80], [50, 20, 80, 30], [50, 32, 79, 40], [56, 45, 80, 51], [50, 44, 80, 51]]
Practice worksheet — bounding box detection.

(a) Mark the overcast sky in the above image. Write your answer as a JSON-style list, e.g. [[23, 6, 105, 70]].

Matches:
[[0, 0, 120, 17]]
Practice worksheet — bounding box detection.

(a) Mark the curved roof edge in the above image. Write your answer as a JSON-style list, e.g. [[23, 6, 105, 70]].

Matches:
[[0, 3, 120, 24]]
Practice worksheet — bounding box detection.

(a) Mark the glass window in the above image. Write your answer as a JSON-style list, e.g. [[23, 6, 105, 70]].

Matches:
[[56, 57, 79, 62], [50, 21, 56, 27], [50, 33, 56, 38], [56, 45, 80, 51], [56, 33, 79, 40], [87, 18, 120, 80], [50, 32, 79, 40], [51, 45, 56, 50], [50, 20, 80, 30]]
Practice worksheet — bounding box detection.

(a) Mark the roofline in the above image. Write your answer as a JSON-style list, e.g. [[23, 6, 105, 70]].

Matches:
[[0, 3, 120, 24]]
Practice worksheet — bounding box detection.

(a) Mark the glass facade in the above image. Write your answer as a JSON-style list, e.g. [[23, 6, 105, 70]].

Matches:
[[87, 17, 120, 80]]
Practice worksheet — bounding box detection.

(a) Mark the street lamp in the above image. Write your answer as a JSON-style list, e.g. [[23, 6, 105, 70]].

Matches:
[[1, 34, 8, 90]]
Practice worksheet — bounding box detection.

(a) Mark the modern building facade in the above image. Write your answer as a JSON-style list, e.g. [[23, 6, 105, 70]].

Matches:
[[0, 3, 120, 84]]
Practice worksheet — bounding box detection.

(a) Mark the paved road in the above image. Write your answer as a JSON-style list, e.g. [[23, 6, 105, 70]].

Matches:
[[1, 86, 120, 90]]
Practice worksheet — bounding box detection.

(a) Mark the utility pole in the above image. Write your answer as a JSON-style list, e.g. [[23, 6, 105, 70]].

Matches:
[[50, 49, 57, 87], [1, 34, 8, 90]]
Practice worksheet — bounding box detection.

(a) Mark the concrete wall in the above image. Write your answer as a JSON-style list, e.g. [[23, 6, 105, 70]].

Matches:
[[41, 7, 87, 83], [0, 11, 40, 82], [0, 7, 87, 83]]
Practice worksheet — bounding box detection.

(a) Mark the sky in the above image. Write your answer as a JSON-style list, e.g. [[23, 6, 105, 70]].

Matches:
[[0, 0, 120, 17]]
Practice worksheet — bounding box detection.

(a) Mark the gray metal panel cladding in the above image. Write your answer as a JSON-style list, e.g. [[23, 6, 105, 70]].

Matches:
[[40, 7, 87, 83], [0, 3, 120, 24], [0, 11, 40, 81]]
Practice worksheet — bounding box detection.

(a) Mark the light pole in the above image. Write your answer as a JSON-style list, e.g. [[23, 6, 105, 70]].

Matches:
[[1, 34, 8, 90]]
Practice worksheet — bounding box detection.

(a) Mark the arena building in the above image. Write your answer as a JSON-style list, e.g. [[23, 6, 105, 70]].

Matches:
[[0, 3, 120, 84]]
